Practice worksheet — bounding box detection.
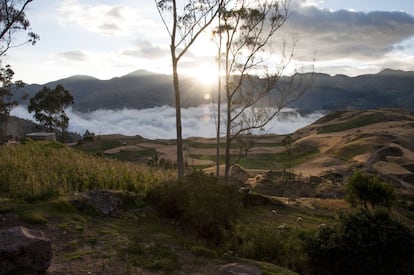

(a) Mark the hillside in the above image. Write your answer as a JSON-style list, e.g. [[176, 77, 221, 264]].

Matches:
[[20, 69, 414, 113], [291, 109, 414, 187], [75, 109, 414, 195], [1, 110, 414, 274]]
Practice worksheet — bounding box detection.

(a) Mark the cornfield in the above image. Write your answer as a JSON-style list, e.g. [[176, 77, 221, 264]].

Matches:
[[0, 141, 176, 200]]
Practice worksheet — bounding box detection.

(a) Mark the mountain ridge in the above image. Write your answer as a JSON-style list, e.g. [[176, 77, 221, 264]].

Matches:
[[19, 69, 414, 113]]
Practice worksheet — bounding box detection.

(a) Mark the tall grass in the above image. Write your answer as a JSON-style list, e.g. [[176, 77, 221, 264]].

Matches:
[[0, 141, 175, 201]]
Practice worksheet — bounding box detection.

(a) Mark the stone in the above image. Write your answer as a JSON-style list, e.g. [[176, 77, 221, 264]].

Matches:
[[0, 226, 52, 274], [219, 262, 262, 275], [71, 190, 129, 216]]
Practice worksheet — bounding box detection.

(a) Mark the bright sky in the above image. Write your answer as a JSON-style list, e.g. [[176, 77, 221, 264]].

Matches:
[[2, 0, 414, 84]]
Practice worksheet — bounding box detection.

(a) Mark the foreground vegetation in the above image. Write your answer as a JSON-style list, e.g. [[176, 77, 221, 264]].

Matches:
[[1, 141, 413, 274], [0, 140, 174, 201]]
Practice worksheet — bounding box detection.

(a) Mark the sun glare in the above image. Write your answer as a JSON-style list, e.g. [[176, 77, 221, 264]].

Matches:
[[190, 65, 219, 86]]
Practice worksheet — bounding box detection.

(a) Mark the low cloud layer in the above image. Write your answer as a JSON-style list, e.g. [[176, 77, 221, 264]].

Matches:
[[11, 105, 323, 139]]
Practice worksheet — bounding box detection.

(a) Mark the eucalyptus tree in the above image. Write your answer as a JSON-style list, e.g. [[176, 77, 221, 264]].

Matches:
[[0, 0, 38, 139], [0, 0, 39, 57], [28, 85, 74, 142], [154, 0, 223, 178], [214, 0, 313, 182], [0, 64, 24, 139]]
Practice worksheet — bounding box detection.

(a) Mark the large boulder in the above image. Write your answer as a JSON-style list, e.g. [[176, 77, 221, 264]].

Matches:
[[0, 226, 52, 274]]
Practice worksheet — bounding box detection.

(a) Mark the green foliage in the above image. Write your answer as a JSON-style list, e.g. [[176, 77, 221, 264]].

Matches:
[[345, 171, 395, 209], [305, 209, 414, 275], [0, 65, 24, 118], [146, 170, 242, 241], [0, 141, 175, 201], [28, 84, 74, 134], [227, 224, 308, 273], [0, 0, 39, 57]]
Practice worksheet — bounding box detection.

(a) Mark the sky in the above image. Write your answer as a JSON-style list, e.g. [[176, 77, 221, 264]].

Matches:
[[3, 0, 414, 84]]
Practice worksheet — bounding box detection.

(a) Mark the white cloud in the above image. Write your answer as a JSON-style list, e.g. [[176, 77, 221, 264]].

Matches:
[[58, 0, 144, 36], [11, 105, 323, 139], [58, 50, 89, 62]]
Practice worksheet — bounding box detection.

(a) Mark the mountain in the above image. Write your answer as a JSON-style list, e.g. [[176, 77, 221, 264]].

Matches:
[[288, 69, 414, 113], [21, 69, 414, 113]]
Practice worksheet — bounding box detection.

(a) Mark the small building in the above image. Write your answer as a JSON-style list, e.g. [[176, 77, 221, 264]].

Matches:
[[25, 132, 56, 141]]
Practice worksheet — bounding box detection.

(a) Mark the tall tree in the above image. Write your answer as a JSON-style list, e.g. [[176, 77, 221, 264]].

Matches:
[[0, 0, 38, 140], [28, 85, 74, 142], [155, 0, 223, 178], [214, 0, 313, 182], [0, 0, 39, 57], [0, 64, 24, 139]]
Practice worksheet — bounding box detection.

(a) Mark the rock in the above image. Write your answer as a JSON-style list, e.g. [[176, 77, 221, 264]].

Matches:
[[71, 190, 130, 216], [219, 262, 262, 275], [0, 226, 52, 274]]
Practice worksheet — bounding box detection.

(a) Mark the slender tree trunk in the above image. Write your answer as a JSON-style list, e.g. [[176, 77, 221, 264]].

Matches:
[[224, 99, 231, 182], [224, 46, 231, 182], [170, 0, 184, 179], [215, 10, 222, 177], [215, 78, 221, 177], [171, 53, 184, 179]]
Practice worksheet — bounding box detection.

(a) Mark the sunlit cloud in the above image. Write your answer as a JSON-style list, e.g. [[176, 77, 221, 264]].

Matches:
[[58, 0, 143, 36]]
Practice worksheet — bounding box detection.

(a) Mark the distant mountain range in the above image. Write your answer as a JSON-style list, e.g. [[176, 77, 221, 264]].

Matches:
[[20, 69, 414, 113]]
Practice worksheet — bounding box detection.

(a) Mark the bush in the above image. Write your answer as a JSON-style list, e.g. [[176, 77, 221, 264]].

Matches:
[[345, 171, 395, 209], [146, 170, 242, 242], [227, 223, 308, 273], [305, 209, 414, 275]]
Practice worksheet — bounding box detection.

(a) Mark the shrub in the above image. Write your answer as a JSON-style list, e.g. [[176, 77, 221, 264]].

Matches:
[[345, 171, 395, 209], [305, 209, 414, 275], [146, 170, 242, 241], [227, 223, 308, 273]]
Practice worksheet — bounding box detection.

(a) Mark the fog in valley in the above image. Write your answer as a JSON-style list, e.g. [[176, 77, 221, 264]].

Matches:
[[11, 105, 323, 139]]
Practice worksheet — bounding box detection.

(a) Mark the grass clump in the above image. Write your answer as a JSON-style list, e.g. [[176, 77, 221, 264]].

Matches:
[[0, 141, 175, 201], [190, 246, 218, 258], [20, 210, 48, 225], [123, 242, 179, 271]]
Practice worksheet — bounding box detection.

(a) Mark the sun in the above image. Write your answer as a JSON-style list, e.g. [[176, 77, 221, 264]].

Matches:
[[190, 64, 219, 86]]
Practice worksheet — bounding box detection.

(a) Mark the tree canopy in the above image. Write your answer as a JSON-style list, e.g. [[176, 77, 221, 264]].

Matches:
[[0, 0, 39, 57], [345, 171, 395, 209], [28, 85, 74, 136]]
